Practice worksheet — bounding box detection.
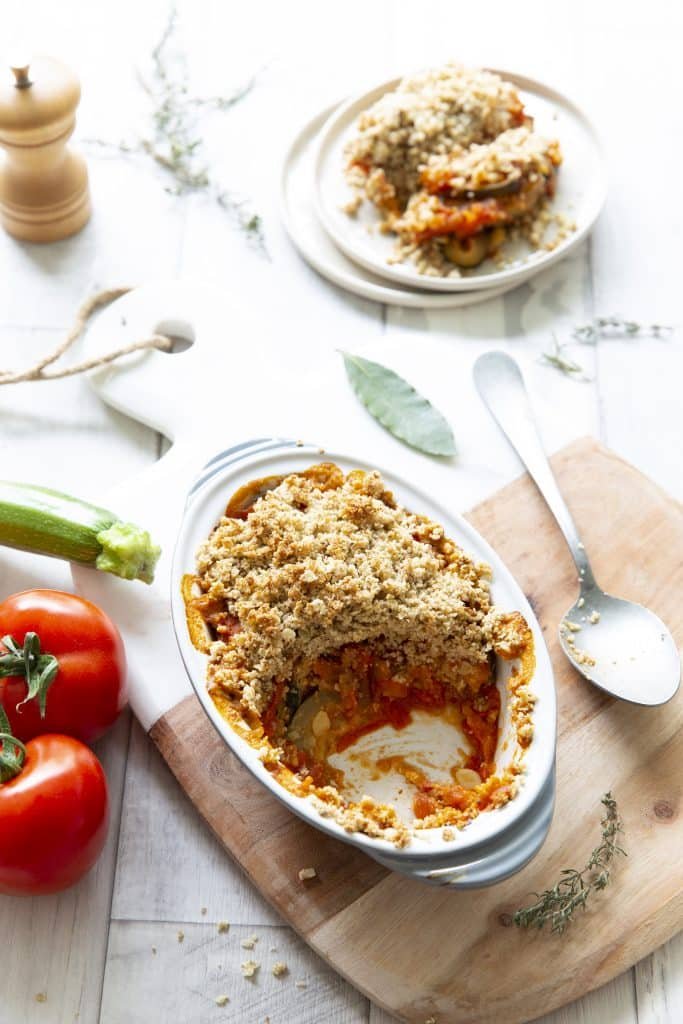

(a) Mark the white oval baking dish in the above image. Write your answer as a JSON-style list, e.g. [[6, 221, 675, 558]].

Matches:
[[171, 438, 557, 888]]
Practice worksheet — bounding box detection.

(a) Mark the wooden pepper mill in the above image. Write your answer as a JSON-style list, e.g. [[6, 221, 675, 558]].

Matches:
[[0, 57, 91, 242]]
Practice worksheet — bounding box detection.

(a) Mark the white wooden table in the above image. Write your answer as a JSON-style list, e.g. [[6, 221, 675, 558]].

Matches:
[[1, 1, 681, 1021]]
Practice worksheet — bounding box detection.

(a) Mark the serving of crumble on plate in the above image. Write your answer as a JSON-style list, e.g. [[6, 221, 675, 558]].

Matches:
[[314, 64, 606, 292]]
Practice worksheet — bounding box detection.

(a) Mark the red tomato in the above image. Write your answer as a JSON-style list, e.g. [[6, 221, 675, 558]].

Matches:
[[0, 734, 109, 895], [0, 590, 127, 744]]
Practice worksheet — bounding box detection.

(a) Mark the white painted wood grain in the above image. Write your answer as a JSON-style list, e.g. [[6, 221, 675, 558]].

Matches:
[[535, 975, 638, 1024], [579, 1, 683, 503], [0, 713, 132, 1024], [0, 316, 157, 1022], [111, 721, 281, 927], [100, 922, 370, 1024], [635, 932, 683, 1024], [0, 0, 680, 1022]]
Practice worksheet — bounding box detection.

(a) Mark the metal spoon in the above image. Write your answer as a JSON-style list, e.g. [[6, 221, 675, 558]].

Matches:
[[473, 350, 680, 706]]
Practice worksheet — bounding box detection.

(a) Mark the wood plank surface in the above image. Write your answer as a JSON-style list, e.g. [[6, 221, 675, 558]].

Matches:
[[148, 438, 683, 1023], [0, 0, 681, 1021]]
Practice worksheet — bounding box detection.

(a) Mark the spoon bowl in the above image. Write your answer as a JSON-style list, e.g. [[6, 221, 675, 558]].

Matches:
[[474, 350, 681, 706], [559, 586, 680, 705]]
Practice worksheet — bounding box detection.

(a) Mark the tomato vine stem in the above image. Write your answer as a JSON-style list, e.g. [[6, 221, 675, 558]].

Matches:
[[0, 706, 26, 782], [0, 633, 59, 717]]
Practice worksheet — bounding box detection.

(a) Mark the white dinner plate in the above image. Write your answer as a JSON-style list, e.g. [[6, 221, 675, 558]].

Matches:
[[280, 105, 524, 309], [314, 69, 607, 292]]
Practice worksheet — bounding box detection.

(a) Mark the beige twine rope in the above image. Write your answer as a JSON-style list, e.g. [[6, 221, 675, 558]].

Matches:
[[0, 287, 173, 385]]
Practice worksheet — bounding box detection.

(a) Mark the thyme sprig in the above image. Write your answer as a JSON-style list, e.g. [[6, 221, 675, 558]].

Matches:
[[514, 792, 625, 934], [540, 315, 674, 380], [540, 334, 591, 381], [572, 316, 673, 344], [85, 6, 266, 253]]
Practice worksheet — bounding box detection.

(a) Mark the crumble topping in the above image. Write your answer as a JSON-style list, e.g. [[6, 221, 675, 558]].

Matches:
[[197, 466, 499, 716], [345, 63, 526, 208], [419, 126, 561, 197]]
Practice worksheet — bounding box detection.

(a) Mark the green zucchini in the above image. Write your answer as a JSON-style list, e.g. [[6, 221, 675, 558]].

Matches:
[[0, 481, 160, 584]]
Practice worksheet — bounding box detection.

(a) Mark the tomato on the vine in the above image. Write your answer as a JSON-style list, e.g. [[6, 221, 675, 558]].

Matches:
[[0, 590, 127, 744], [0, 730, 109, 895]]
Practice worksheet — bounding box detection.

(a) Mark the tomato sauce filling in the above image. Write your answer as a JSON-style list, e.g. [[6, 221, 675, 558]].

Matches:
[[260, 642, 501, 821]]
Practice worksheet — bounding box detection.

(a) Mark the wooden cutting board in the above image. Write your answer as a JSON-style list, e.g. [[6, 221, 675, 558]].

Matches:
[[144, 439, 682, 1024], [76, 283, 682, 1024]]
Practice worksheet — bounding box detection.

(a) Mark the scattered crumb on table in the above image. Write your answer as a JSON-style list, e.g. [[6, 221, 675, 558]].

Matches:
[[295, 979, 308, 989], [241, 934, 259, 949], [214, 994, 230, 1007], [177, 930, 185, 943], [589, 610, 601, 624], [272, 961, 289, 978], [35, 993, 47, 1003], [217, 921, 230, 934], [241, 960, 260, 979], [201, 907, 207, 916]]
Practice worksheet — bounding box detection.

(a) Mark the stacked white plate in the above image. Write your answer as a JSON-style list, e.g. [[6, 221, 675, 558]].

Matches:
[[281, 70, 607, 309]]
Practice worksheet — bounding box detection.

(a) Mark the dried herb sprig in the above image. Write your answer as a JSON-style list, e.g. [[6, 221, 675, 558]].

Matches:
[[540, 334, 591, 382], [85, 5, 266, 253], [514, 792, 625, 934], [572, 316, 673, 344], [541, 315, 675, 381]]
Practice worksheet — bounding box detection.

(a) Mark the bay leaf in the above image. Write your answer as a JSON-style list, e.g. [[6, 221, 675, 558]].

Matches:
[[341, 352, 456, 457]]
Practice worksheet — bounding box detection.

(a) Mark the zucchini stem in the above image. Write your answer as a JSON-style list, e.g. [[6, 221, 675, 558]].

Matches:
[[0, 481, 161, 584]]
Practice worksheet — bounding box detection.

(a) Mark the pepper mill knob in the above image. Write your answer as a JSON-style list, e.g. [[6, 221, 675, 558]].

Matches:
[[0, 57, 91, 242], [11, 65, 33, 88]]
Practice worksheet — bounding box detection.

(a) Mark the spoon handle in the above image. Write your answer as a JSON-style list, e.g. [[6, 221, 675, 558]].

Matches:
[[473, 351, 595, 588]]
